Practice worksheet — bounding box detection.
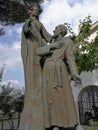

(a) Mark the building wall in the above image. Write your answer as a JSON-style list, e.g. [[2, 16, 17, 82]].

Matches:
[[72, 69, 98, 105], [72, 22, 98, 124], [74, 22, 98, 101], [89, 32, 98, 42]]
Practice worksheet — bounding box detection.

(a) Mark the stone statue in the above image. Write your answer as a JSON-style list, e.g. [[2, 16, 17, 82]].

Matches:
[[20, 3, 51, 130], [37, 25, 81, 130]]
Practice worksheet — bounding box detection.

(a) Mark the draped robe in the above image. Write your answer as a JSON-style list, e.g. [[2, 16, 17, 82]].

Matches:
[[38, 37, 79, 129], [19, 18, 51, 130]]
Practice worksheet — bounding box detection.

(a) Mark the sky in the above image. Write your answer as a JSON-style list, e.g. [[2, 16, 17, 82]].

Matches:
[[0, 0, 98, 89]]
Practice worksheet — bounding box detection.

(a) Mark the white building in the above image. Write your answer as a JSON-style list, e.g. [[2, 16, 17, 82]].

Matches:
[[72, 21, 98, 129]]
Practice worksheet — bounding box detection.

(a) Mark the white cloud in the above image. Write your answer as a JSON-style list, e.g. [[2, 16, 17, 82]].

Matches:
[[0, 24, 23, 85], [16, 26, 22, 35], [6, 28, 13, 36], [0, 80, 23, 89], [12, 41, 21, 49], [40, 0, 98, 34], [0, 0, 98, 85], [0, 42, 22, 71], [0, 80, 24, 94], [1, 24, 22, 38]]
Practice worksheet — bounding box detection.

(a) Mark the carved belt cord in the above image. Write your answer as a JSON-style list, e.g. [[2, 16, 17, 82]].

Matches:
[[46, 58, 63, 93]]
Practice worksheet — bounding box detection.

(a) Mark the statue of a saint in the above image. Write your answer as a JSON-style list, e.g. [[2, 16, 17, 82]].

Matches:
[[20, 3, 51, 130], [37, 25, 81, 130]]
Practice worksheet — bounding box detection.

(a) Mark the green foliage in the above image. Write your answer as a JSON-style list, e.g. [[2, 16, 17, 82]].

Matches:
[[65, 16, 98, 74], [0, 64, 5, 81], [0, 27, 4, 36], [0, 0, 43, 24], [89, 119, 98, 130], [0, 0, 44, 35], [77, 15, 92, 40], [0, 66, 24, 129], [0, 81, 24, 129], [0, 1, 98, 73]]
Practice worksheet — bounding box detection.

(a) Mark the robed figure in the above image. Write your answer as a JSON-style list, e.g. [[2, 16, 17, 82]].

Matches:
[[19, 3, 51, 130], [37, 25, 81, 130]]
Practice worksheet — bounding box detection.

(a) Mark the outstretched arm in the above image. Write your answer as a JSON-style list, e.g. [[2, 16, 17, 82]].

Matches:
[[37, 39, 64, 56]]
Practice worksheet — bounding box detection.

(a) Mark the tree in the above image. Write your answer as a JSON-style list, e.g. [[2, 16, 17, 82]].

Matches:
[[65, 16, 98, 74], [0, 66, 24, 129], [0, 81, 24, 130], [0, 1, 98, 74], [14, 94, 24, 127], [0, 64, 5, 81], [0, 0, 44, 35]]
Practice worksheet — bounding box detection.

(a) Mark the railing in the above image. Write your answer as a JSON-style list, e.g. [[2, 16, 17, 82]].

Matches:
[[0, 116, 20, 130], [78, 101, 98, 125]]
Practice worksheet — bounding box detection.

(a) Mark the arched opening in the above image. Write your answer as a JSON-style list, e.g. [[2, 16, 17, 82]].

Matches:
[[78, 85, 98, 125]]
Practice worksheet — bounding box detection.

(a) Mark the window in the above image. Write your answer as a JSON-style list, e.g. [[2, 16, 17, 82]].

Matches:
[[78, 85, 98, 125]]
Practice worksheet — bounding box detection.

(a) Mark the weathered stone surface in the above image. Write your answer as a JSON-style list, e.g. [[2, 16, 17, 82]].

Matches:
[[19, 3, 51, 130], [37, 25, 81, 130]]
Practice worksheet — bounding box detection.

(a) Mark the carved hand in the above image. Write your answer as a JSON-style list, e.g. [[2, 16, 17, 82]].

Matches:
[[71, 75, 82, 89], [50, 42, 64, 50]]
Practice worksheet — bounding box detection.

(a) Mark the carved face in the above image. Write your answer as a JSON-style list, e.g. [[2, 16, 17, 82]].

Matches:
[[31, 6, 39, 17], [53, 26, 62, 38]]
